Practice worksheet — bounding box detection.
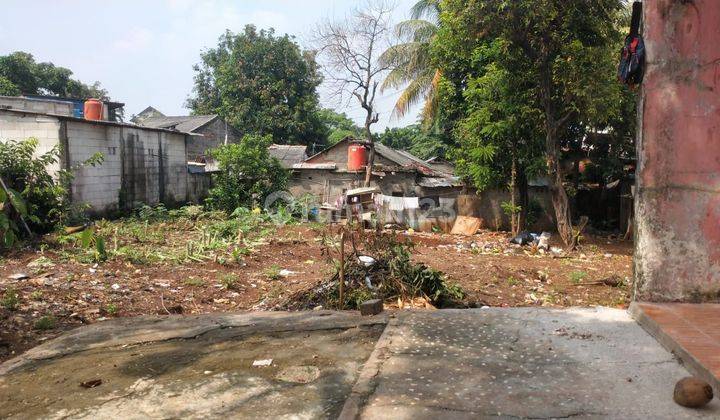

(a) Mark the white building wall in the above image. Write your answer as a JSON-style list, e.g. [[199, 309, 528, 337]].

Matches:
[[0, 112, 61, 175]]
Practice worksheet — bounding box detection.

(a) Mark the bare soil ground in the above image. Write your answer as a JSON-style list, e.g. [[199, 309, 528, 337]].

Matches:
[[0, 215, 632, 363]]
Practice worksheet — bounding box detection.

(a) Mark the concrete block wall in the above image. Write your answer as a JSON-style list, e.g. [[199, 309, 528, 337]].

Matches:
[[66, 122, 122, 212], [0, 96, 74, 117], [0, 112, 62, 176]]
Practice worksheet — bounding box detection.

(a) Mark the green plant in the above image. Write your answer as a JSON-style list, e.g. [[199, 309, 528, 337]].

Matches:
[[33, 315, 56, 330], [184, 277, 205, 287], [106, 303, 119, 316], [507, 276, 520, 286], [29, 290, 43, 301], [1, 287, 20, 310], [569, 271, 588, 284], [206, 134, 288, 213], [265, 264, 282, 280], [0, 138, 103, 248], [220, 273, 239, 290]]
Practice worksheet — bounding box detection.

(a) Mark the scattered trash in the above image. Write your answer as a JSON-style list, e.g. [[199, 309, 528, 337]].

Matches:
[[110, 283, 121, 290], [313, 305, 323, 311], [203, 370, 212, 375], [358, 255, 377, 267], [673, 377, 713, 408], [509, 231, 535, 246], [252, 359, 273, 367], [537, 232, 551, 251], [8, 273, 29, 280], [80, 379, 102, 388], [278, 269, 295, 277]]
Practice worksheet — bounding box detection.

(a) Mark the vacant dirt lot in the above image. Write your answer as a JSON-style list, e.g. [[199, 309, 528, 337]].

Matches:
[[0, 209, 632, 362]]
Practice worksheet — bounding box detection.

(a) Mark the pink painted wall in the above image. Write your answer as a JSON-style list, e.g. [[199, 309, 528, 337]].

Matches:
[[635, 0, 720, 301]]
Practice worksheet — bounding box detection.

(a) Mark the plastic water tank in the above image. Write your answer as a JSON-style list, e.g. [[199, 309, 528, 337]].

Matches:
[[347, 143, 367, 171], [84, 99, 103, 121]]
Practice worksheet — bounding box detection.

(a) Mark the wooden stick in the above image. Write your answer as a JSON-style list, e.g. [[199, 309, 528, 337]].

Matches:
[[0, 175, 32, 237], [339, 229, 345, 310]]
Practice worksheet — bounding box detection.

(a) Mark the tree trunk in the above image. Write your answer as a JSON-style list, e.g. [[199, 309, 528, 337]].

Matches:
[[518, 165, 529, 232], [510, 157, 518, 236], [363, 116, 374, 187], [541, 67, 575, 248]]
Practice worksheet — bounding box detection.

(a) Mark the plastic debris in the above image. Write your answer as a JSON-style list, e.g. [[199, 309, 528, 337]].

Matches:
[[252, 359, 273, 367], [8, 273, 29, 280]]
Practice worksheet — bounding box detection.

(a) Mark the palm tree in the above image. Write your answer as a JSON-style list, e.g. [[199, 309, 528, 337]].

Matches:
[[380, 0, 441, 124]]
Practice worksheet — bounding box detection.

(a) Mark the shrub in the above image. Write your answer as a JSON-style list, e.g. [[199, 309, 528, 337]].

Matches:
[[33, 315, 56, 330], [206, 134, 288, 213], [1, 287, 20, 310], [0, 138, 102, 248]]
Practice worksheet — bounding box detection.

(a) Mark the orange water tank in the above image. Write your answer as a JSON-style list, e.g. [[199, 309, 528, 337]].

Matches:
[[347, 143, 367, 171], [84, 99, 103, 121]]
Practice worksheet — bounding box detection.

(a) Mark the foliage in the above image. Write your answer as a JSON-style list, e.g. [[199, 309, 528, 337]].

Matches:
[[316, 108, 364, 146], [569, 271, 589, 284], [0, 138, 102, 248], [380, 0, 441, 123], [264, 264, 282, 281], [433, 0, 629, 245], [206, 134, 288, 213], [187, 26, 324, 145], [0, 51, 108, 99], [281, 229, 464, 310], [377, 124, 446, 160], [33, 315, 56, 330], [1, 287, 20, 311]]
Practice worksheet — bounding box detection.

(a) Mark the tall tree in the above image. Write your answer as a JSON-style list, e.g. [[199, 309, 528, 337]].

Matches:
[[438, 0, 624, 247], [0, 51, 108, 99], [313, 1, 394, 186], [316, 108, 364, 147], [187, 26, 325, 146], [380, 0, 441, 124]]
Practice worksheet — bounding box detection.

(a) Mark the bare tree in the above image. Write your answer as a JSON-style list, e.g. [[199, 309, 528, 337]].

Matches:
[[313, 1, 394, 186]]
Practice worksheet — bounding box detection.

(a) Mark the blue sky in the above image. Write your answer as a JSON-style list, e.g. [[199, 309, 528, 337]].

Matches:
[[0, 0, 417, 131]]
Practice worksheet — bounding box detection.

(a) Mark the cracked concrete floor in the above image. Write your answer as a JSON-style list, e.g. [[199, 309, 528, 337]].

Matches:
[[357, 308, 720, 419], [0, 308, 718, 419], [0, 311, 385, 419]]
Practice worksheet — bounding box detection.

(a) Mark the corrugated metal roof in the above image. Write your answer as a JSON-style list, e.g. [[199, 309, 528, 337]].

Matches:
[[140, 115, 218, 133], [417, 176, 464, 188], [292, 162, 336, 170], [269, 144, 308, 168]]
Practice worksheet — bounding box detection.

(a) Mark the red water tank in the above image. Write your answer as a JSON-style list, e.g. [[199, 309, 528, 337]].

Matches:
[[347, 143, 367, 171], [84, 99, 103, 121]]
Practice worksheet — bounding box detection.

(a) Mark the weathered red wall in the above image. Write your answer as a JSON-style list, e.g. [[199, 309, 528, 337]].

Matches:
[[635, 0, 720, 301]]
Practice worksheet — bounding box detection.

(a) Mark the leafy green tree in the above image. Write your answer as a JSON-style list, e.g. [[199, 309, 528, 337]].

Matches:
[[378, 124, 446, 160], [436, 0, 625, 246], [206, 134, 289, 212], [380, 0, 441, 124], [187, 26, 324, 146], [0, 51, 108, 99], [316, 108, 364, 146]]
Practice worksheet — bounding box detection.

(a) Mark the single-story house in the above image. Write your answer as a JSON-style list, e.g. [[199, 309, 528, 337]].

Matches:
[[132, 106, 242, 162], [268, 144, 308, 169], [0, 98, 213, 215]]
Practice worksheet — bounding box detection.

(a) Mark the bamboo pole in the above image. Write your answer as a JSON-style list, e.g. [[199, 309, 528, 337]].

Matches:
[[339, 229, 345, 310]]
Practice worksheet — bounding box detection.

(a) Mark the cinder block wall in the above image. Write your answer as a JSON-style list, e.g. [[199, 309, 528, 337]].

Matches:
[[0, 112, 62, 175], [634, 0, 720, 302]]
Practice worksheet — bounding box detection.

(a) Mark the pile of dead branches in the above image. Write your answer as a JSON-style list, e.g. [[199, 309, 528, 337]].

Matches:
[[276, 226, 464, 310]]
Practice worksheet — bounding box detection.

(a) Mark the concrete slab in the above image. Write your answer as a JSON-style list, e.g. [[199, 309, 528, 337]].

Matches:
[[352, 308, 720, 419], [0, 311, 386, 419]]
